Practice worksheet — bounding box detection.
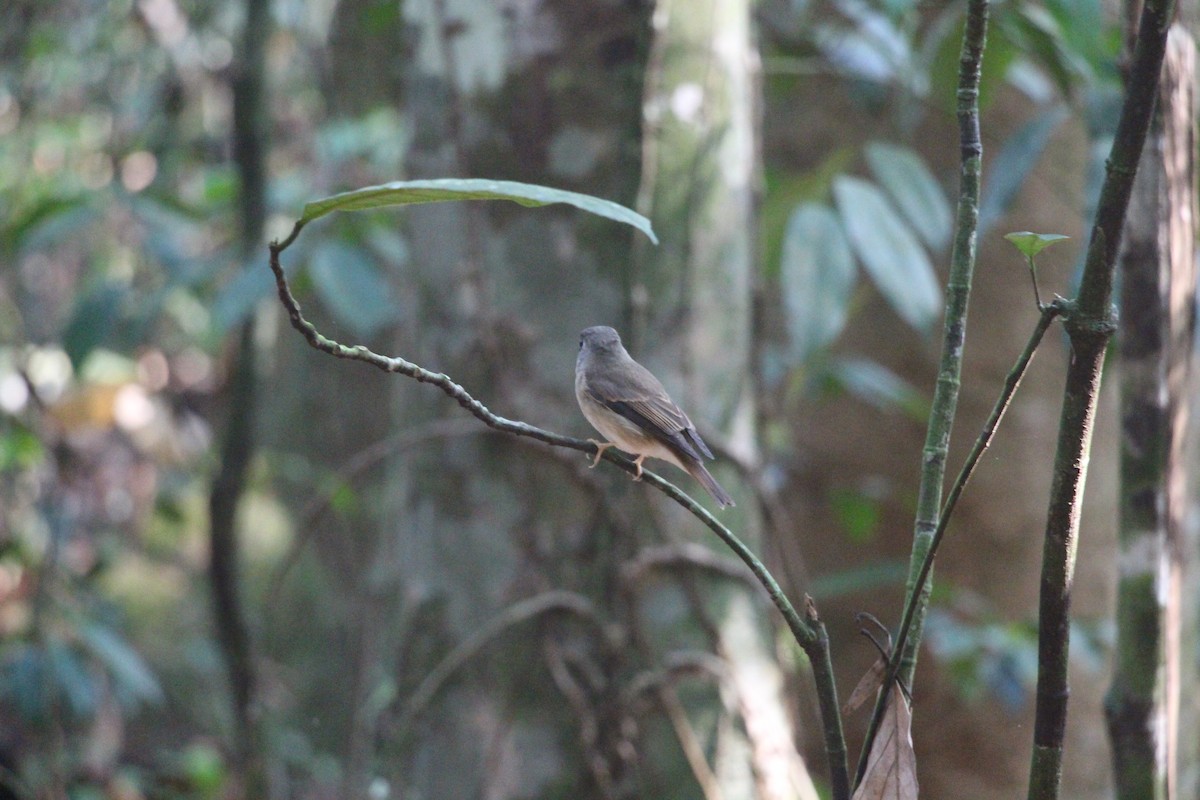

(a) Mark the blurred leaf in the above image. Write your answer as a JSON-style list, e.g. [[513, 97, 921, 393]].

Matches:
[[46, 640, 97, 717], [1004, 5, 1093, 96], [0, 422, 44, 470], [3, 646, 47, 720], [63, 282, 127, 368], [308, 241, 399, 338], [328, 482, 358, 516], [779, 203, 856, 362], [865, 142, 952, 250], [130, 195, 217, 284], [833, 176, 942, 331], [927, 6, 1016, 113], [3, 195, 94, 255], [826, 357, 927, 419], [1043, 0, 1121, 73], [925, 609, 1040, 709], [829, 486, 881, 542], [815, 0, 913, 86], [809, 559, 909, 600], [299, 178, 658, 244], [978, 105, 1069, 234], [183, 743, 226, 797], [1003, 231, 1069, 258], [212, 255, 290, 333], [815, 24, 898, 84], [80, 623, 163, 706], [761, 149, 856, 278]]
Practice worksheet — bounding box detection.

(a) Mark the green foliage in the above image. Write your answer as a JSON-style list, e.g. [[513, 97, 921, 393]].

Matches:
[[1004, 230, 1071, 258], [0, 0, 1129, 795], [298, 177, 659, 244], [823, 357, 927, 420], [980, 107, 1071, 234], [780, 203, 856, 362], [864, 141, 953, 251], [833, 175, 943, 331], [828, 486, 882, 543], [925, 606, 1109, 712], [307, 240, 400, 338]]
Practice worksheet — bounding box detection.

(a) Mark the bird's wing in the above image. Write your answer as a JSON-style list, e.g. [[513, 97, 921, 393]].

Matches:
[[586, 361, 714, 462]]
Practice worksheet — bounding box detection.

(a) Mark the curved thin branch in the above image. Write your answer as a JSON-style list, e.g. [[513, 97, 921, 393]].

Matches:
[[267, 231, 820, 650]]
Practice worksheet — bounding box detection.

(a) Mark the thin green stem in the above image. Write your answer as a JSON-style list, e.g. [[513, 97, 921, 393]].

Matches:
[[856, 299, 1064, 783], [893, 0, 989, 699], [1027, 255, 1044, 309]]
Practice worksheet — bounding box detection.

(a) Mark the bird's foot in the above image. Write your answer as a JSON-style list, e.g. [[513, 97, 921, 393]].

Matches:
[[632, 455, 645, 481], [587, 439, 614, 468]]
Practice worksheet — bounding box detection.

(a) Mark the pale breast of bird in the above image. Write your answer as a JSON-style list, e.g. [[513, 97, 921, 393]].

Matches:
[[574, 371, 689, 472]]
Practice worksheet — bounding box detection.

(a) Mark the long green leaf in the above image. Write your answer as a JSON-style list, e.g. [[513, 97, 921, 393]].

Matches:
[[299, 178, 658, 244], [978, 105, 1069, 234], [833, 177, 942, 331], [866, 142, 953, 250], [308, 241, 399, 337], [780, 203, 857, 362]]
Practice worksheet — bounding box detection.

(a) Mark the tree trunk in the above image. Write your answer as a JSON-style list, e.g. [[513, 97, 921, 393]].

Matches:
[[637, 1, 819, 797], [1106, 24, 1197, 800], [208, 0, 270, 793]]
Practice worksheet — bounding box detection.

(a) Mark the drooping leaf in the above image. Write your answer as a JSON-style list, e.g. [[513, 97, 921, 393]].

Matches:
[[761, 150, 856, 279], [978, 105, 1069, 234], [779, 203, 857, 362], [816, 0, 913, 87], [212, 259, 277, 333], [46, 640, 98, 717], [1003, 231, 1069, 258], [80, 624, 163, 706], [298, 178, 657, 244], [808, 559, 910, 600], [852, 685, 918, 800], [826, 358, 927, 420], [865, 142, 952, 251], [833, 176, 942, 331], [844, 655, 888, 715], [308, 241, 399, 338], [7, 195, 96, 256], [63, 282, 127, 368], [1004, 5, 1093, 97]]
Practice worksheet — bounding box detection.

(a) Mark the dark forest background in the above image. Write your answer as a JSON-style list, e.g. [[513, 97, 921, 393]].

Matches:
[[0, 0, 1171, 797]]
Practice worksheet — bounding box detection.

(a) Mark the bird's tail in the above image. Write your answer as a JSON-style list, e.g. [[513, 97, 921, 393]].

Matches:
[[687, 461, 735, 509]]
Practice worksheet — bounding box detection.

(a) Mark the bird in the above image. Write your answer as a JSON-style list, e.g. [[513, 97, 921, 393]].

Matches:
[[574, 325, 735, 508]]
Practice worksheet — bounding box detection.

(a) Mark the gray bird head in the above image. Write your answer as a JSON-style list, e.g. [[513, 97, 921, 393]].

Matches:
[[578, 326, 626, 364]]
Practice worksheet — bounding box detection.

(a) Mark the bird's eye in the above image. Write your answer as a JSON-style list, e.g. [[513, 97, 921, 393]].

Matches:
[[579, 339, 584, 350]]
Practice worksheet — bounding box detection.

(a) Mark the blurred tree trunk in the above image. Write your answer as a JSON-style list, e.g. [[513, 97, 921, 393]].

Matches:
[[1106, 24, 1197, 800], [208, 0, 270, 794], [636, 1, 818, 798]]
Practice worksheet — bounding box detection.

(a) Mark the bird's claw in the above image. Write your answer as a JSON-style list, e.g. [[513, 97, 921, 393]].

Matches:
[[587, 439, 613, 468]]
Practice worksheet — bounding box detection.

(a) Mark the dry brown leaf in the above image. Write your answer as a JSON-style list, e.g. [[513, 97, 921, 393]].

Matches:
[[851, 685, 918, 800], [842, 655, 887, 715]]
